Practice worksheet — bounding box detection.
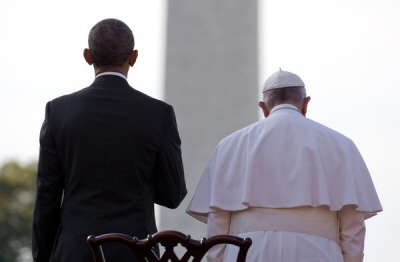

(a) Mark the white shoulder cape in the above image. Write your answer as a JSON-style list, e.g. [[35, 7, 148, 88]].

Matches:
[[187, 106, 382, 223]]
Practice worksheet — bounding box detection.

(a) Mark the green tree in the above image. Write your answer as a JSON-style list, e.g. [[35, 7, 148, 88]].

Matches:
[[0, 161, 37, 262]]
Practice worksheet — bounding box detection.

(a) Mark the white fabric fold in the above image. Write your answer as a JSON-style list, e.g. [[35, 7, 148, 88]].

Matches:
[[229, 206, 340, 244], [187, 105, 382, 223]]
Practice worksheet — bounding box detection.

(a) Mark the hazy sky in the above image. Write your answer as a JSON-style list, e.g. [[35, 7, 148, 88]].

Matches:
[[1, 0, 398, 261], [260, 2, 400, 260]]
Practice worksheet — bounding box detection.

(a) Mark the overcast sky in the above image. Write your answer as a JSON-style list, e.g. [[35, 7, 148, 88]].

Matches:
[[1, 1, 398, 261], [260, 2, 400, 259]]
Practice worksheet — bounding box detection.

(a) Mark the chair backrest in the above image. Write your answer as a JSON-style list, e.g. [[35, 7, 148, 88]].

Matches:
[[87, 230, 252, 262]]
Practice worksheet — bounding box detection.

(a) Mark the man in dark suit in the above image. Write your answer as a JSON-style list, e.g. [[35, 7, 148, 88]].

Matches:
[[32, 18, 187, 262]]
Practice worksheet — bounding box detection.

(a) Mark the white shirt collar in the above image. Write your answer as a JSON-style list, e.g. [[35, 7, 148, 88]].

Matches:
[[96, 72, 127, 80], [270, 104, 301, 114]]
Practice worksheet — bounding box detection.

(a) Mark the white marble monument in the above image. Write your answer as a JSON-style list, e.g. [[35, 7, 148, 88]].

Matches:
[[159, 0, 259, 244]]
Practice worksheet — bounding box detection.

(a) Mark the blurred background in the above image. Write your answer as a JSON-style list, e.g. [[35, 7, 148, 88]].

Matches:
[[0, 0, 398, 261]]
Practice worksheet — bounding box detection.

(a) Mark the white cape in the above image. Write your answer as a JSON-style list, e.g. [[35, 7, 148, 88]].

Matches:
[[187, 105, 382, 223]]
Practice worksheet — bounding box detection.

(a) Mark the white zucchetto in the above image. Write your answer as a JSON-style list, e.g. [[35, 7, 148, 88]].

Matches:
[[262, 69, 305, 93]]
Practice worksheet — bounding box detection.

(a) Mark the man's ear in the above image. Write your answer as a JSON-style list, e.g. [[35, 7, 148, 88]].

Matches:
[[83, 48, 94, 65], [128, 50, 138, 67], [258, 101, 270, 118], [302, 96, 311, 116]]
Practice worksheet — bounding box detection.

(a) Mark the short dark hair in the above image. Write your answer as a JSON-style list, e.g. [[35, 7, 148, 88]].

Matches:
[[88, 19, 134, 67], [264, 86, 306, 109]]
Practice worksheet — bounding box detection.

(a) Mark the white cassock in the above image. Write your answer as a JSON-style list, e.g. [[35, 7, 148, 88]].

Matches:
[[186, 104, 382, 262]]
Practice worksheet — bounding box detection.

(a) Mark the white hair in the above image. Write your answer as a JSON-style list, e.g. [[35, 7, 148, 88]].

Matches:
[[263, 86, 306, 109]]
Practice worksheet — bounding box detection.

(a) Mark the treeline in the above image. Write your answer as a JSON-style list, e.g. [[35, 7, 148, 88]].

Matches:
[[0, 161, 37, 262]]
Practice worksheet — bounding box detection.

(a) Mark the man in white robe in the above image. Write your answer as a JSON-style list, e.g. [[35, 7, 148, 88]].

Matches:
[[186, 70, 382, 262]]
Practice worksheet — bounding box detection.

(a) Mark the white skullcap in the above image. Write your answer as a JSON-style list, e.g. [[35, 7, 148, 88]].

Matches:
[[262, 69, 305, 93]]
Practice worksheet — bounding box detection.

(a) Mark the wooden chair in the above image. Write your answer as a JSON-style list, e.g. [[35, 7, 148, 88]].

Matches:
[[87, 230, 252, 262]]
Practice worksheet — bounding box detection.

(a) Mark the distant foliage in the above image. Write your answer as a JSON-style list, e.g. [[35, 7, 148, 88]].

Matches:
[[0, 161, 37, 262]]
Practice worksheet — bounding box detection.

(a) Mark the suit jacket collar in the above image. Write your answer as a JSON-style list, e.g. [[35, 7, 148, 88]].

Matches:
[[90, 74, 131, 89], [96, 72, 127, 80]]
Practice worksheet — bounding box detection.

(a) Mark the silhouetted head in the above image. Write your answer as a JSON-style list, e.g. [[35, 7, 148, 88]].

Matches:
[[88, 18, 134, 67]]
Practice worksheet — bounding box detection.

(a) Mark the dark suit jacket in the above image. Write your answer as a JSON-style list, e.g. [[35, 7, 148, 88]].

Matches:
[[32, 75, 187, 262]]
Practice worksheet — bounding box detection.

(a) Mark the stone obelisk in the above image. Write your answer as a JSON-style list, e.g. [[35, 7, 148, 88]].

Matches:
[[159, 0, 259, 242]]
